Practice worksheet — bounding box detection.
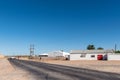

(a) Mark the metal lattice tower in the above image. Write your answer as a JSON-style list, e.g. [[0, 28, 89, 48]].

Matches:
[[30, 44, 34, 57]]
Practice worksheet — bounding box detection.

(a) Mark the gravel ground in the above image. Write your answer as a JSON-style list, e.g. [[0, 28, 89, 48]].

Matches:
[[0, 59, 29, 80], [40, 60, 120, 73], [4, 58, 120, 80], [9, 59, 120, 80]]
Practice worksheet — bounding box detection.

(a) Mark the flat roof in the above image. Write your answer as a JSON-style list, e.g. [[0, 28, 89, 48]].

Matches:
[[70, 50, 114, 54]]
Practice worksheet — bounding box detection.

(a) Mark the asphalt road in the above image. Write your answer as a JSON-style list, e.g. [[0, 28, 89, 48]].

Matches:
[[8, 59, 120, 80]]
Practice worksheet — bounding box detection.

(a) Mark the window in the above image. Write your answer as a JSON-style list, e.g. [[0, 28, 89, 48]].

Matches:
[[80, 54, 86, 57], [91, 55, 95, 58]]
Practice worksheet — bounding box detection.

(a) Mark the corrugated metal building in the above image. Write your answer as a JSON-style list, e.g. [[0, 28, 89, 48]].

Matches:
[[69, 50, 114, 60], [48, 51, 70, 58]]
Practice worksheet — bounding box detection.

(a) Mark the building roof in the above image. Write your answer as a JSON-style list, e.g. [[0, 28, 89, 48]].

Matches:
[[70, 50, 114, 54]]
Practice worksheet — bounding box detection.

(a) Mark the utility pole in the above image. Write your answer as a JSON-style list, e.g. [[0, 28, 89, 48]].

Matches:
[[115, 44, 117, 53], [30, 44, 34, 59]]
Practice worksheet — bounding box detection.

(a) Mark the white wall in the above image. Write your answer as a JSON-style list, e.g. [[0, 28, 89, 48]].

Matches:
[[48, 51, 70, 58], [108, 54, 120, 60], [70, 53, 106, 60], [48, 51, 62, 57]]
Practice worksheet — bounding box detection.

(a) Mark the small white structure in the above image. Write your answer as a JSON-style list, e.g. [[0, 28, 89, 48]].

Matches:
[[69, 50, 114, 60], [39, 53, 48, 57], [48, 51, 70, 58], [108, 54, 120, 60]]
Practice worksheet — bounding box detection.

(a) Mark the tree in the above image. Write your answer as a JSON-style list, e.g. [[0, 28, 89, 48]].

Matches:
[[97, 47, 104, 50], [115, 50, 120, 53], [87, 45, 95, 50]]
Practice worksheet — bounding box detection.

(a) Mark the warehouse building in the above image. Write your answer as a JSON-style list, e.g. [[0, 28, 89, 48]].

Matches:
[[48, 51, 70, 58], [69, 50, 114, 60]]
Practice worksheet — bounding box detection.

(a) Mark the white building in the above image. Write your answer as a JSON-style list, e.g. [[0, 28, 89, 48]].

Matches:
[[69, 50, 114, 60], [108, 54, 120, 60], [39, 53, 48, 57], [48, 51, 70, 58]]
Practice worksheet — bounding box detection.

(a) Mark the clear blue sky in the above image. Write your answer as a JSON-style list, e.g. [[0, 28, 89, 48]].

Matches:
[[0, 0, 120, 55]]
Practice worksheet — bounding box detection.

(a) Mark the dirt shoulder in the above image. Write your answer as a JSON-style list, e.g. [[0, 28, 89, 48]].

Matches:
[[0, 59, 29, 80], [39, 60, 120, 74]]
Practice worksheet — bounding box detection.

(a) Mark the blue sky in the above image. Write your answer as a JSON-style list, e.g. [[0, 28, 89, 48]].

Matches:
[[0, 0, 120, 55]]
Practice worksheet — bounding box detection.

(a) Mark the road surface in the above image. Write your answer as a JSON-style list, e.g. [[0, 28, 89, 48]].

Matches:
[[8, 59, 120, 80]]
